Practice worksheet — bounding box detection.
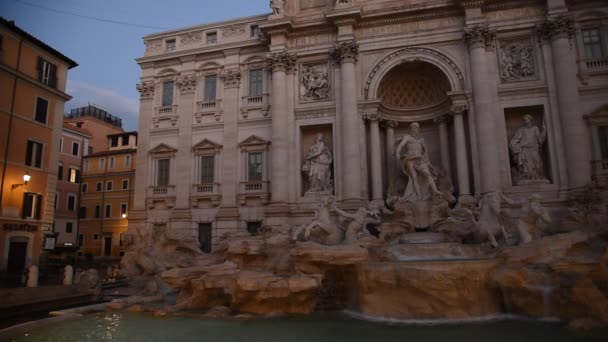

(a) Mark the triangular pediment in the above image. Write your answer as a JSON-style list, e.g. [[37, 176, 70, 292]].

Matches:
[[239, 135, 270, 147], [193, 138, 223, 151], [149, 143, 178, 154]]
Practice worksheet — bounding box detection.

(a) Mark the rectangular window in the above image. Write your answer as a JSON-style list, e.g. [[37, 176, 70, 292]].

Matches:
[[22, 193, 42, 219], [582, 28, 603, 60], [59, 138, 63, 153], [96, 182, 102, 192], [35, 97, 48, 124], [122, 179, 129, 190], [93, 234, 99, 241], [72, 142, 80, 156], [599, 126, 608, 160], [68, 168, 80, 183], [200, 156, 215, 184], [37, 57, 57, 87], [25, 140, 43, 168], [109, 157, 115, 169], [58, 163, 63, 181], [166, 38, 176, 51], [110, 136, 118, 147], [206, 32, 217, 44], [204, 75, 217, 101], [125, 155, 131, 168], [105, 204, 112, 218], [99, 158, 105, 169], [199, 223, 212, 253], [82, 183, 88, 193], [162, 81, 174, 107], [67, 194, 76, 211], [122, 136, 129, 146], [54, 193, 58, 209], [249, 69, 263, 97], [247, 152, 263, 181], [79, 206, 86, 219], [157, 158, 170, 186], [78, 234, 84, 246], [66, 222, 73, 233], [247, 221, 262, 236], [120, 203, 128, 216], [84, 159, 90, 172], [95, 205, 101, 218], [106, 181, 113, 191], [250, 25, 260, 37]]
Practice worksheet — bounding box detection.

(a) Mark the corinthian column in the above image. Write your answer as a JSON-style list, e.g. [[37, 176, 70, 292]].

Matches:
[[434, 114, 452, 175], [332, 41, 361, 201], [450, 105, 471, 197], [464, 26, 501, 193], [538, 17, 591, 188], [266, 51, 296, 205], [367, 114, 383, 202]]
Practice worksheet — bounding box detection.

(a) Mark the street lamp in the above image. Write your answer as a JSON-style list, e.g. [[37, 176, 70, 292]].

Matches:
[[121, 213, 128, 219], [11, 171, 31, 190]]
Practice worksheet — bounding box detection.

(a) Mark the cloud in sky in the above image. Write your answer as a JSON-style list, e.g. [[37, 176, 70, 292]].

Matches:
[[66, 80, 139, 130]]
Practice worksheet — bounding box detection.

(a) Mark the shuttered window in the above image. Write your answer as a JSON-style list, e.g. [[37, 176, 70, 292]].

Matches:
[[35, 97, 48, 124], [204, 75, 217, 101], [25, 140, 43, 168], [37, 57, 57, 88], [247, 152, 263, 181], [249, 69, 263, 97], [162, 81, 174, 106], [200, 156, 214, 184], [157, 158, 170, 186]]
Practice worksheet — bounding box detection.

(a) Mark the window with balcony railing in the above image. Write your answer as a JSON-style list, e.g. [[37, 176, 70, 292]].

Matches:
[[162, 81, 174, 107], [249, 69, 263, 98], [199, 155, 215, 184], [248, 152, 263, 182], [583, 28, 603, 60], [156, 158, 170, 186], [204, 75, 217, 103]]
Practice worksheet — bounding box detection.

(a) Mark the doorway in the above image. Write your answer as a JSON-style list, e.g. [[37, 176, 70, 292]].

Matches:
[[6, 237, 28, 287]]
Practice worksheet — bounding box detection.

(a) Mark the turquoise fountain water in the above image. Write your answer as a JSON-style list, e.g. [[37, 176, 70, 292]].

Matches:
[[3, 312, 608, 342]]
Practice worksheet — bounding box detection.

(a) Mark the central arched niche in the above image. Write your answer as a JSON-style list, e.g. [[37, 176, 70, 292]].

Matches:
[[377, 61, 451, 110]]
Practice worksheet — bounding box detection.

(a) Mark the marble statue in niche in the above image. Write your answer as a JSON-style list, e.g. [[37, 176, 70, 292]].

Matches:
[[500, 40, 535, 81], [302, 133, 333, 194], [509, 114, 549, 185], [394, 122, 445, 201], [270, 0, 284, 15], [301, 65, 330, 100]]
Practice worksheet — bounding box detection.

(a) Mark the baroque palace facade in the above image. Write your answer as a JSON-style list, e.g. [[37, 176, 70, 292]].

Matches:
[[130, 0, 608, 250]]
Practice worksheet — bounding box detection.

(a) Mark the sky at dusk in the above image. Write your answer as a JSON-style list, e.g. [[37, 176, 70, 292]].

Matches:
[[1, 0, 270, 130]]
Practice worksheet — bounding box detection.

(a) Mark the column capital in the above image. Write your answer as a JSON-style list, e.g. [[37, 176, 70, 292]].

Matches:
[[433, 114, 451, 125], [220, 68, 241, 89], [330, 41, 359, 65], [464, 25, 496, 49], [364, 113, 380, 122], [176, 74, 197, 95], [536, 16, 574, 42], [382, 120, 399, 129], [265, 51, 297, 73], [136, 81, 155, 100], [449, 104, 469, 116]]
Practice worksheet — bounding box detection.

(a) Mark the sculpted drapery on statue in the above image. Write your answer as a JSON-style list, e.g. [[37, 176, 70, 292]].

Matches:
[[394, 122, 443, 201], [302, 133, 333, 194], [509, 115, 548, 184]]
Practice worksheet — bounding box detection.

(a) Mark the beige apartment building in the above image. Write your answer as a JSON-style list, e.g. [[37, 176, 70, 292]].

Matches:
[[52, 119, 91, 258], [79, 132, 136, 262], [128, 0, 608, 252], [0, 17, 77, 286]]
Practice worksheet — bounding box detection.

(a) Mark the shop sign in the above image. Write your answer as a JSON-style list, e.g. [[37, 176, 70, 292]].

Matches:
[[3, 223, 39, 232]]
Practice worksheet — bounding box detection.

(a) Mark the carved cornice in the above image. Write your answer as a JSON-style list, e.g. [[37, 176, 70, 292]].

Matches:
[[464, 25, 496, 49], [136, 81, 155, 100], [265, 51, 297, 73], [497, 85, 547, 98], [330, 41, 359, 65], [176, 75, 197, 94], [364, 113, 381, 122], [536, 16, 574, 42], [459, 0, 485, 9], [356, 9, 461, 29], [220, 68, 241, 89]]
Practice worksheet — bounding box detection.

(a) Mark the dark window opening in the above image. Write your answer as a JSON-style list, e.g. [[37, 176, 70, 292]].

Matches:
[[247, 221, 262, 236]]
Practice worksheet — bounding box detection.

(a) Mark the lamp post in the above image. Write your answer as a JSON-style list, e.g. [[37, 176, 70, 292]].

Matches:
[[11, 171, 31, 190]]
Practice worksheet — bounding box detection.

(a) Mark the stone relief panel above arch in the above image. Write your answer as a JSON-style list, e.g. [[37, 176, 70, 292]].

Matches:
[[300, 62, 331, 103], [363, 47, 466, 101]]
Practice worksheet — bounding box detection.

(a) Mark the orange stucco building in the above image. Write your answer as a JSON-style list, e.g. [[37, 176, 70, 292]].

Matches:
[[0, 18, 77, 286]]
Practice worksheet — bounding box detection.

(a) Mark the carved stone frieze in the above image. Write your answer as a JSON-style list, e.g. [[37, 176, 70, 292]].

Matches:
[[330, 41, 359, 65], [145, 40, 162, 52], [179, 32, 202, 45], [220, 68, 241, 89], [300, 64, 330, 101], [266, 51, 297, 73], [136, 81, 155, 100], [176, 75, 197, 94], [222, 24, 246, 38], [498, 39, 536, 82], [464, 26, 496, 49], [449, 104, 468, 116], [536, 16, 574, 42]]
